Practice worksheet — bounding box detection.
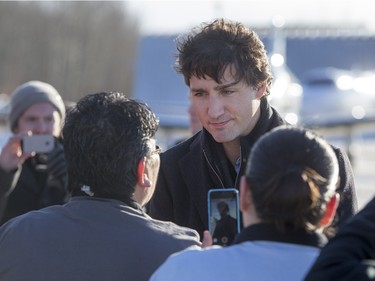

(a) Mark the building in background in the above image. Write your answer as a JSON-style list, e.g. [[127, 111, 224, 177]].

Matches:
[[132, 25, 375, 149]]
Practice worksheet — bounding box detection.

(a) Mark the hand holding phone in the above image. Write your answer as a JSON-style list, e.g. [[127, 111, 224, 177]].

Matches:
[[208, 188, 240, 246]]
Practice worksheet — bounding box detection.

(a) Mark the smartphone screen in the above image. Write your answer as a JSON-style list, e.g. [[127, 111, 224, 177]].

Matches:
[[208, 188, 240, 246]]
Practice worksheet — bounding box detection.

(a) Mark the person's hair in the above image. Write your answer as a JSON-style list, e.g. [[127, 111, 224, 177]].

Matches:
[[62, 92, 159, 200], [244, 125, 339, 232], [9, 80, 65, 132], [175, 18, 272, 96]]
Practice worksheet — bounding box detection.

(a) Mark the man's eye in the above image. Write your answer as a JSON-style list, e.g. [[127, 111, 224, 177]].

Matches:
[[26, 117, 37, 122], [222, 90, 234, 95], [193, 92, 205, 97]]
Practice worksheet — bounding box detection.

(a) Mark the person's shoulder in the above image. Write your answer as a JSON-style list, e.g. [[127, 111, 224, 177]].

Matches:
[[150, 218, 201, 241], [154, 245, 225, 269], [166, 245, 212, 263], [0, 205, 64, 232], [150, 246, 229, 281], [162, 132, 201, 160], [0, 211, 44, 244], [149, 246, 202, 281]]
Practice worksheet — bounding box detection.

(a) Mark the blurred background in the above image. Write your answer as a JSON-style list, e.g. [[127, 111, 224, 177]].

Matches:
[[0, 0, 374, 208]]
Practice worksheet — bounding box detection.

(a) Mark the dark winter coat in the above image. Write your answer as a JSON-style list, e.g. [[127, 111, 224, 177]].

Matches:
[[304, 196, 375, 281], [0, 142, 68, 224], [149, 99, 358, 239]]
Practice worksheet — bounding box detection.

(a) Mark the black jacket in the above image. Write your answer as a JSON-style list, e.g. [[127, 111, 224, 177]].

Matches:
[[149, 99, 358, 238], [304, 196, 375, 281], [0, 142, 68, 224]]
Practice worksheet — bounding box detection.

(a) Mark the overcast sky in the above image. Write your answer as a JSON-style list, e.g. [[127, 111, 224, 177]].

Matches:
[[126, 0, 375, 35]]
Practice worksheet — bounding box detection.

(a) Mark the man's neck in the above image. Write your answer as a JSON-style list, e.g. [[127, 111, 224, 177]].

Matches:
[[222, 106, 262, 166], [223, 139, 241, 167]]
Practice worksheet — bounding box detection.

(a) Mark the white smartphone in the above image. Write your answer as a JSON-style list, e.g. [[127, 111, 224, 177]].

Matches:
[[208, 188, 240, 246], [22, 135, 55, 153]]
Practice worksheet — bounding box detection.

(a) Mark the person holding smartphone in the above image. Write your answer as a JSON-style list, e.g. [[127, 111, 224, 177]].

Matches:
[[0, 80, 68, 224], [149, 18, 357, 240], [150, 126, 340, 281]]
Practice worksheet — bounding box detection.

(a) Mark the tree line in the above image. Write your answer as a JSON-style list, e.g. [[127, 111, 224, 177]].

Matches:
[[0, 1, 139, 103]]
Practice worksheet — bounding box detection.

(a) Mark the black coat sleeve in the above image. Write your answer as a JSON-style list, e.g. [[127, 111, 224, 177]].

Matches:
[[304, 196, 375, 281], [331, 146, 358, 228], [0, 167, 21, 221]]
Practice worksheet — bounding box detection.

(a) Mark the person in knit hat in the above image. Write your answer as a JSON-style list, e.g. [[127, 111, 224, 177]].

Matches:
[[8, 80, 66, 134], [0, 80, 69, 224]]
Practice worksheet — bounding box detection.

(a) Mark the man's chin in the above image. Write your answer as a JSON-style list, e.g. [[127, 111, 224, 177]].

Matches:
[[211, 134, 236, 144]]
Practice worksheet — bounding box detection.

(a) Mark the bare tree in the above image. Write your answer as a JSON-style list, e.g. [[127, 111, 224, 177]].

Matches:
[[0, 1, 139, 102]]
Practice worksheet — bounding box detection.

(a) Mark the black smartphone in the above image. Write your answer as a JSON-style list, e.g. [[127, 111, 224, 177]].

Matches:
[[208, 188, 240, 246], [21, 135, 55, 153]]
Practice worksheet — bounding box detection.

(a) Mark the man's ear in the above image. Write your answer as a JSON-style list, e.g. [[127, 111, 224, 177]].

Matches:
[[137, 157, 151, 188], [240, 176, 251, 212], [256, 83, 267, 99], [320, 193, 340, 228]]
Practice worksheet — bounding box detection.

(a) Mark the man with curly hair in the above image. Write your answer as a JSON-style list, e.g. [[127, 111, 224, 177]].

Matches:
[[149, 18, 357, 241], [0, 92, 200, 281]]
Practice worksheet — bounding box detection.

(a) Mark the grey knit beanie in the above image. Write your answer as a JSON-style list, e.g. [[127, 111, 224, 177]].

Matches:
[[9, 81, 65, 132]]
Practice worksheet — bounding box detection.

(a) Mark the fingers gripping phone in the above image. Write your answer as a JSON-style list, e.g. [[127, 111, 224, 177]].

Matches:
[[21, 135, 55, 153], [208, 188, 240, 246]]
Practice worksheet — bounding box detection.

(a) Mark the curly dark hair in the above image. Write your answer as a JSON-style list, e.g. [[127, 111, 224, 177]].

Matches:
[[175, 18, 272, 96], [62, 92, 159, 200]]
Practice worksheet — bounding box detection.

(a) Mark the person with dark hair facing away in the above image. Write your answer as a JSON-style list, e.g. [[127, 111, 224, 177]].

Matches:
[[305, 195, 375, 281], [0, 80, 68, 224], [0, 92, 200, 281], [149, 18, 357, 240], [150, 126, 340, 281]]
